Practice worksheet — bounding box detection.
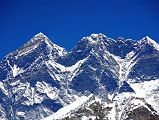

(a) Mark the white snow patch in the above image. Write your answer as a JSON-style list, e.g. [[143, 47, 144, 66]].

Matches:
[[7, 60, 24, 77], [107, 102, 116, 120], [82, 116, 88, 120], [0, 82, 8, 96], [87, 36, 98, 44], [12, 64, 24, 77], [18, 43, 40, 56], [43, 95, 92, 120], [10, 80, 20, 86], [36, 81, 59, 100], [83, 33, 106, 44], [23, 83, 36, 105], [46, 57, 88, 81], [16, 111, 25, 116], [108, 51, 138, 83], [67, 57, 88, 81], [129, 79, 159, 113], [144, 36, 159, 51], [46, 60, 67, 81]]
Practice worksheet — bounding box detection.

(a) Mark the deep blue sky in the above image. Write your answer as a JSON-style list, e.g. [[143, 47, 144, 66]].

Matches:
[[0, 0, 159, 58]]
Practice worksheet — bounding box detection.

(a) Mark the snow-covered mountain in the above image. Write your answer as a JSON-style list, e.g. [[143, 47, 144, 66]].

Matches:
[[0, 33, 159, 120]]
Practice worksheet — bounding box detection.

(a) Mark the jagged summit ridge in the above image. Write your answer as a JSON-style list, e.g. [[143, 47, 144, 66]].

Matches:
[[81, 33, 115, 45], [12, 33, 159, 57], [21, 32, 56, 50], [34, 32, 47, 37], [23, 32, 51, 47], [139, 36, 159, 51], [13, 32, 67, 59]]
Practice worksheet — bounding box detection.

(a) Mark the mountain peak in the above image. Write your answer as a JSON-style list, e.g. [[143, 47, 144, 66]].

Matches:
[[117, 36, 125, 41], [138, 36, 159, 51], [31, 32, 50, 43], [81, 33, 114, 45], [14, 33, 67, 58], [90, 33, 106, 38], [21, 32, 55, 49], [143, 36, 156, 44], [34, 32, 48, 39]]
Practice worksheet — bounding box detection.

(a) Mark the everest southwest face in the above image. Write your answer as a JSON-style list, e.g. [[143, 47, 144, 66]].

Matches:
[[0, 33, 159, 120]]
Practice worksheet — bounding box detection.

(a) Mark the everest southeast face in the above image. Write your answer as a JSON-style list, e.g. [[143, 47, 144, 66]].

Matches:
[[0, 32, 159, 120]]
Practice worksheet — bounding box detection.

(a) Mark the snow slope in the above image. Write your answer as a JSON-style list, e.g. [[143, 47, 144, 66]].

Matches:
[[43, 95, 92, 120]]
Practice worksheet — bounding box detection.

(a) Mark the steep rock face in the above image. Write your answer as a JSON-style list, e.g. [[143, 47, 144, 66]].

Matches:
[[0, 33, 67, 80], [0, 33, 159, 120], [128, 37, 159, 81], [0, 33, 70, 120], [121, 97, 159, 120], [125, 107, 159, 120], [107, 37, 138, 58]]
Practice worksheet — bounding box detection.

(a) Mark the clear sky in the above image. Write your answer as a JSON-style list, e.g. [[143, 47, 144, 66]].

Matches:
[[0, 0, 159, 58]]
